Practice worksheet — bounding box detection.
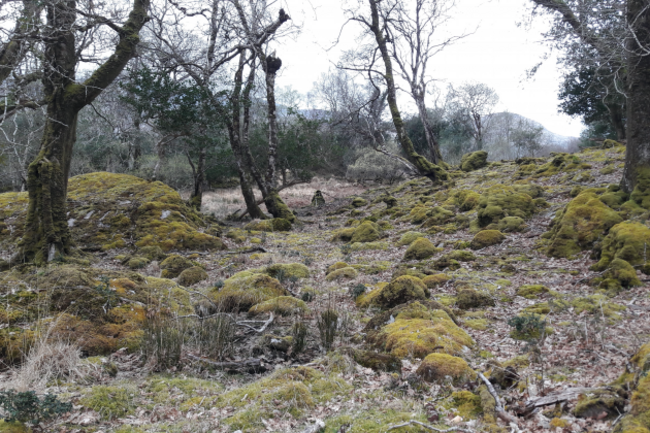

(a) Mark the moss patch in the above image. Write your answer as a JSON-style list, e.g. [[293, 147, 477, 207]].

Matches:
[[177, 266, 208, 286], [374, 276, 427, 309], [160, 254, 193, 279], [404, 237, 440, 260], [461, 151, 488, 172], [209, 273, 288, 311], [248, 296, 308, 316], [470, 230, 505, 250], [416, 353, 475, 384], [325, 267, 358, 282]]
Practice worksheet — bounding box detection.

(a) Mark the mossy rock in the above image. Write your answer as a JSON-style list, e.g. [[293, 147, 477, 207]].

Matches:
[[137, 245, 167, 261], [456, 289, 495, 310], [249, 296, 308, 316], [416, 353, 476, 384], [350, 241, 389, 251], [350, 221, 380, 243], [513, 183, 544, 198], [325, 267, 358, 282], [404, 237, 441, 261], [209, 273, 288, 311], [244, 218, 292, 232], [422, 273, 450, 288], [351, 197, 368, 208], [498, 216, 526, 232], [460, 150, 488, 172], [448, 390, 483, 420], [364, 300, 459, 330], [476, 184, 535, 228], [396, 231, 427, 246], [353, 350, 402, 373], [409, 206, 429, 224], [458, 190, 481, 212], [516, 285, 549, 299], [434, 250, 476, 270], [160, 254, 193, 279], [599, 258, 642, 290], [421, 207, 455, 228], [470, 230, 505, 250], [546, 192, 623, 258], [265, 263, 310, 279], [127, 256, 150, 270], [326, 262, 349, 274], [177, 266, 208, 286], [374, 275, 428, 309], [366, 302, 473, 359], [330, 227, 355, 242], [573, 390, 625, 419], [593, 222, 650, 274]]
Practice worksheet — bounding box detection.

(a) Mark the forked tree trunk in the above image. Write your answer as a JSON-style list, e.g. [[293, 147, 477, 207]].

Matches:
[[621, 0, 650, 193], [17, 0, 150, 264], [188, 148, 206, 211], [414, 97, 442, 164], [367, 0, 448, 183]]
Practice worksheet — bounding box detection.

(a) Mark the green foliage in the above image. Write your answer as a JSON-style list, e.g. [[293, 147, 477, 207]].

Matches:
[[351, 284, 367, 299], [0, 390, 71, 425], [317, 309, 339, 351], [291, 322, 308, 354], [508, 313, 546, 342]]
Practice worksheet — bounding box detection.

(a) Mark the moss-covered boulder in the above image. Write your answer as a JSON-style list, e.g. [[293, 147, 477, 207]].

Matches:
[[0, 172, 227, 253], [404, 237, 440, 261], [374, 276, 428, 309], [593, 222, 650, 274], [598, 258, 642, 290], [421, 207, 455, 228], [177, 266, 208, 286], [572, 389, 625, 419], [546, 192, 623, 258], [422, 273, 450, 288], [210, 273, 288, 311], [138, 245, 167, 261], [456, 289, 495, 310], [326, 262, 349, 274], [265, 263, 310, 279], [458, 191, 481, 212], [325, 267, 358, 282], [416, 353, 476, 384], [126, 256, 149, 270], [476, 185, 535, 228], [470, 230, 505, 250], [160, 254, 193, 279], [330, 227, 356, 242], [366, 302, 473, 359], [351, 197, 368, 208], [516, 285, 549, 299], [353, 350, 402, 373], [248, 296, 308, 316], [513, 183, 544, 198], [460, 151, 488, 172], [350, 221, 380, 243], [397, 231, 427, 246]]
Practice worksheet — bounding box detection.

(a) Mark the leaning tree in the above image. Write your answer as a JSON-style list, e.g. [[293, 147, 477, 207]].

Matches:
[[0, 0, 151, 264]]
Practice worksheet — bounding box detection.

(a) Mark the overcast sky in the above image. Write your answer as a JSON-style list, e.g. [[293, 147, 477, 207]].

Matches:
[[272, 0, 584, 138]]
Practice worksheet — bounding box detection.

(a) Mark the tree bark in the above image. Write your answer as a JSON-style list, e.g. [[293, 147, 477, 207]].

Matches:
[[606, 101, 626, 141], [17, 0, 150, 264], [415, 98, 442, 164], [621, 0, 650, 193], [187, 148, 206, 211], [0, 0, 43, 85], [367, 0, 448, 183]]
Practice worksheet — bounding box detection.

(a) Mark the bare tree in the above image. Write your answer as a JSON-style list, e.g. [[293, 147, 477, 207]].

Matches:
[[446, 82, 499, 150], [383, 0, 467, 164], [342, 0, 448, 183]]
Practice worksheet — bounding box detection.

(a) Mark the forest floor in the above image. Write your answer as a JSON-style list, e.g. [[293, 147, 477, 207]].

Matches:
[[0, 144, 649, 433]]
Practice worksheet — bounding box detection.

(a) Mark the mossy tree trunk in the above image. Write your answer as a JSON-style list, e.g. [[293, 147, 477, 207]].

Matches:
[[0, 1, 43, 85], [227, 52, 267, 219], [187, 148, 206, 211], [17, 0, 150, 264], [366, 0, 448, 183], [621, 0, 650, 193]]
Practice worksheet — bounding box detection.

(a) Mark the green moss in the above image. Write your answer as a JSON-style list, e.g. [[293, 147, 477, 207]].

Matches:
[[137, 245, 167, 261], [498, 216, 526, 232], [450, 390, 483, 419], [476, 185, 536, 230], [573, 390, 625, 419], [248, 296, 308, 316], [351, 197, 368, 207], [325, 267, 358, 282], [0, 421, 29, 433], [350, 241, 389, 251], [209, 273, 288, 311], [397, 231, 427, 246], [461, 151, 488, 172], [323, 408, 428, 433], [374, 275, 427, 309], [546, 192, 623, 258], [464, 318, 489, 330], [470, 230, 505, 250], [456, 289, 495, 310], [630, 167, 650, 209], [327, 262, 349, 274], [571, 294, 626, 318], [409, 206, 429, 224], [422, 273, 450, 288], [516, 285, 549, 299], [265, 263, 310, 279], [421, 207, 455, 228], [353, 350, 402, 373], [404, 237, 440, 260], [416, 353, 475, 384], [177, 266, 208, 286], [593, 222, 650, 274], [459, 191, 481, 211], [80, 384, 136, 420], [513, 183, 544, 198], [160, 254, 193, 279], [350, 221, 380, 243]]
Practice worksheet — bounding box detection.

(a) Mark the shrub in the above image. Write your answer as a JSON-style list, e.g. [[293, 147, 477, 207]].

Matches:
[[141, 312, 185, 371], [317, 309, 338, 351], [0, 390, 72, 425], [508, 313, 546, 342], [291, 322, 308, 354], [351, 284, 367, 299], [197, 314, 235, 360]]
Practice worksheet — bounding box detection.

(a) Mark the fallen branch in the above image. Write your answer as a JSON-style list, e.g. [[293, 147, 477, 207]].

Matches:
[[220, 246, 268, 256], [515, 387, 600, 416], [187, 354, 268, 374], [238, 313, 274, 333], [385, 420, 473, 432], [477, 372, 520, 426]]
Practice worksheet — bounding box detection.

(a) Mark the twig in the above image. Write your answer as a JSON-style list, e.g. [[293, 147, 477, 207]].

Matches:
[[477, 372, 520, 426], [239, 313, 274, 333], [385, 420, 473, 432]]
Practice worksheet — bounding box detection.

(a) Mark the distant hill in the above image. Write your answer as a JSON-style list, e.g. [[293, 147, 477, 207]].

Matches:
[[488, 112, 579, 151]]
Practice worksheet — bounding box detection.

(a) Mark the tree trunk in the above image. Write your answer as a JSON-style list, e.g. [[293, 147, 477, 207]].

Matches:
[[227, 52, 266, 219], [188, 148, 206, 211], [621, 0, 650, 194], [367, 0, 448, 183], [606, 102, 626, 141], [415, 97, 442, 164], [16, 0, 150, 264]]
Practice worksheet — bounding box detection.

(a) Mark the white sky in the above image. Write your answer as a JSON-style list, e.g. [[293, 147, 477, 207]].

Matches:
[[273, 0, 584, 138]]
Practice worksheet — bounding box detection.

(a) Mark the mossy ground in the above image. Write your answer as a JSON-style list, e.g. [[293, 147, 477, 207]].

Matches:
[[0, 146, 645, 433]]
